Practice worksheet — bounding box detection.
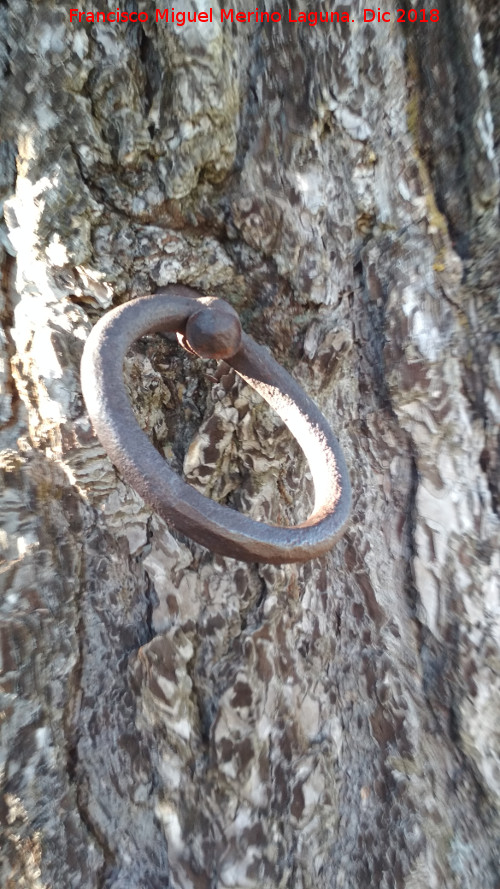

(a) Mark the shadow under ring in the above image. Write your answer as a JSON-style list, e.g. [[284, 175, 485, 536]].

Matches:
[[80, 286, 351, 564]]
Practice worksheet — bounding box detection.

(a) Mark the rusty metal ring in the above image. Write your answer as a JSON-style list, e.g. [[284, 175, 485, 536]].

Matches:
[[80, 286, 351, 564]]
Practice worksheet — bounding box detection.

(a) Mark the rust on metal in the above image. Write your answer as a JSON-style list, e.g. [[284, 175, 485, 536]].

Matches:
[[80, 286, 351, 563]]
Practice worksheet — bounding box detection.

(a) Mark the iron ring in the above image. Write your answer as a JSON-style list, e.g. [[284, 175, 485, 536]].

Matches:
[[80, 286, 351, 564]]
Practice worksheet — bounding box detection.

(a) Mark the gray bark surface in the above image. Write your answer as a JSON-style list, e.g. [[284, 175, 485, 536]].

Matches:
[[1, 1, 499, 887]]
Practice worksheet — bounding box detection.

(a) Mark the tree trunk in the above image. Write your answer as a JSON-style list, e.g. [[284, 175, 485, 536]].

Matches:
[[1, 1, 499, 887]]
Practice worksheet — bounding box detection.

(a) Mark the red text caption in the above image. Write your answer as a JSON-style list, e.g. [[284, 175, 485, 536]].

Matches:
[[68, 8, 441, 26]]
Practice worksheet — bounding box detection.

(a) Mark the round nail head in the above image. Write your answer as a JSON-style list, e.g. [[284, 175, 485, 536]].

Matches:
[[185, 307, 242, 359]]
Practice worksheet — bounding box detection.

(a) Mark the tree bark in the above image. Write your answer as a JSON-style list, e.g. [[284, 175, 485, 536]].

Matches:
[[1, 1, 499, 887]]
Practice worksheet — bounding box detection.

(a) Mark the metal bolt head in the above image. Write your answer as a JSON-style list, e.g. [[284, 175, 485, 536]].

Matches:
[[185, 307, 242, 359]]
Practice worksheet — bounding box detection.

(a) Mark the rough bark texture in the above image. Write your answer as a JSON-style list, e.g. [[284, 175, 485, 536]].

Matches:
[[1, 1, 499, 887]]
